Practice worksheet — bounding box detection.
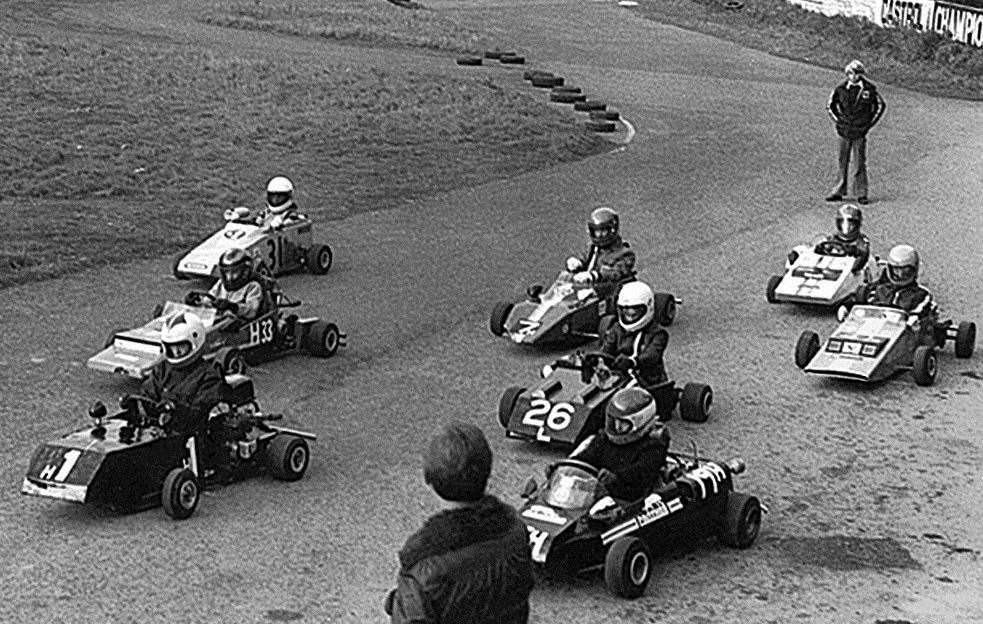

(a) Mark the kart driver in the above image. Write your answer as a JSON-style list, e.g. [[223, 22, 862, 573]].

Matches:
[[599, 281, 674, 416], [142, 311, 226, 436], [854, 244, 932, 319], [566, 207, 636, 294], [188, 248, 266, 322], [819, 204, 870, 273], [571, 386, 671, 502], [259, 175, 301, 229]]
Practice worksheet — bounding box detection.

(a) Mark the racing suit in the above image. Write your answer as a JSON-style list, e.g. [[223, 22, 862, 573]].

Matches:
[[820, 232, 870, 273], [855, 278, 932, 317], [601, 322, 672, 414], [572, 238, 636, 296], [208, 279, 264, 321], [141, 358, 226, 435], [259, 203, 302, 230], [572, 429, 669, 502]]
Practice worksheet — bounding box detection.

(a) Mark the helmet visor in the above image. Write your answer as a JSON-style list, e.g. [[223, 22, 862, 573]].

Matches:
[[618, 304, 647, 325], [589, 223, 615, 240], [163, 341, 193, 360], [609, 417, 635, 435], [267, 191, 291, 208], [221, 264, 249, 288], [837, 217, 858, 236], [888, 265, 916, 283]]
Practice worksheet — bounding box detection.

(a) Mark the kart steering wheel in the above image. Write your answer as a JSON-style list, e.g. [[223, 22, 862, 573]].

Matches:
[[119, 394, 175, 428], [815, 239, 848, 257], [580, 351, 618, 384], [549, 458, 601, 478]]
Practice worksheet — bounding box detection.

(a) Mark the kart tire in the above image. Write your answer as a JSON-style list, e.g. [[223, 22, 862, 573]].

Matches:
[[499, 54, 525, 64], [531, 75, 563, 88], [161, 468, 200, 520], [523, 70, 552, 81], [718, 492, 762, 549], [590, 109, 620, 121], [151, 302, 165, 319], [574, 100, 606, 112], [484, 49, 510, 59], [766, 275, 781, 304], [267, 435, 310, 481], [596, 314, 616, 341], [604, 537, 652, 599], [552, 85, 582, 94], [586, 120, 617, 133], [653, 293, 677, 326], [679, 382, 713, 423], [912, 345, 938, 386], [499, 386, 525, 429], [214, 347, 247, 376], [305, 320, 341, 358], [795, 331, 820, 370], [305, 244, 333, 275], [456, 56, 482, 66], [550, 91, 586, 103], [955, 321, 976, 358], [490, 301, 513, 337]]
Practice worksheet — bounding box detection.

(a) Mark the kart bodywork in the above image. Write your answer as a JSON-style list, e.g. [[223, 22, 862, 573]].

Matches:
[[767, 243, 872, 307]]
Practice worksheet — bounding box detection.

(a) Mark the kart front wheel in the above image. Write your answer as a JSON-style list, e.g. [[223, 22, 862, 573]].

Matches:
[[653, 293, 676, 326], [912, 345, 938, 386], [214, 347, 247, 376], [498, 386, 525, 428], [719, 492, 762, 549], [162, 468, 200, 520], [955, 321, 976, 358], [304, 321, 341, 357], [267, 435, 310, 481], [766, 275, 781, 304], [305, 244, 333, 275], [490, 301, 513, 337], [604, 536, 652, 599], [679, 383, 713, 423], [795, 331, 820, 369]]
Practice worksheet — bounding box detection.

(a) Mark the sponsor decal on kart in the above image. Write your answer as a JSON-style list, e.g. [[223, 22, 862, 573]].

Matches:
[[600, 493, 685, 545], [522, 504, 567, 525], [223, 229, 247, 240]]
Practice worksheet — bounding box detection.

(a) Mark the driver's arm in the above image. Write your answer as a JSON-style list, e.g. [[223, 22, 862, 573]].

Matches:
[[595, 248, 636, 283], [633, 328, 669, 371], [208, 280, 223, 300], [231, 281, 264, 319], [188, 367, 228, 418], [613, 441, 667, 497], [850, 236, 870, 273], [600, 325, 619, 357]]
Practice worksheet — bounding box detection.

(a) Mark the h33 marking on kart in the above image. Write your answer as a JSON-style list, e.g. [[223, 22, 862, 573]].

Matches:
[[522, 398, 575, 442], [247, 318, 276, 346]]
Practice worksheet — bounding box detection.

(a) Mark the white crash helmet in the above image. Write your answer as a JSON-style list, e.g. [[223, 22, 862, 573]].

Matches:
[[265, 176, 295, 215], [886, 244, 919, 286], [160, 312, 207, 368], [617, 281, 655, 332], [605, 387, 658, 445]]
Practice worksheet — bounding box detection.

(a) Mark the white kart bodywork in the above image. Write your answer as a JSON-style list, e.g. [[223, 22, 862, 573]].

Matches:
[[773, 244, 871, 306]]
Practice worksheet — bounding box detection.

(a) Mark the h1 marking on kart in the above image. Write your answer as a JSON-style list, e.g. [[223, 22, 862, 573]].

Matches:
[[526, 526, 549, 563], [522, 398, 574, 442], [38, 449, 82, 482], [248, 318, 275, 346]]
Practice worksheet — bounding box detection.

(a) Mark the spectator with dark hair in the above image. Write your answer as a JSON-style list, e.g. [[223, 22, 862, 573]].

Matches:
[[385, 422, 534, 624]]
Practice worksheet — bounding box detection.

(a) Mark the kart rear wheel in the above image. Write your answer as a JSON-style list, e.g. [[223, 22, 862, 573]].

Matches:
[[795, 331, 820, 369], [305, 244, 333, 274], [490, 301, 513, 337], [304, 320, 341, 358], [955, 321, 976, 358], [604, 537, 652, 599], [718, 492, 761, 549], [161, 468, 199, 520], [596, 314, 616, 341], [766, 275, 781, 304], [214, 347, 247, 376], [499, 386, 525, 428], [679, 383, 713, 423], [151, 301, 165, 319], [653, 293, 676, 326], [267, 435, 310, 481], [912, 345, 938, 386]]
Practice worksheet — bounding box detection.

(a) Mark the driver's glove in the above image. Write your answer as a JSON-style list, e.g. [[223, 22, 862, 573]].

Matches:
[[612, 355, 636, 372], [214, 298, 239, 314], [566, 256, 584, 272], [184, 292, 200, 306], [597, 468, 618, 488], [573, 271, 593, 285]]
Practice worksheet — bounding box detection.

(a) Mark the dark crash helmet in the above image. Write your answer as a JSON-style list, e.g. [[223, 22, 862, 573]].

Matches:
[[835, 204, 863, 241], [605, 387, 659, 445], [588, 207, 620, 248], [885, 244, 919, 287], [218, 248, 254, 291]]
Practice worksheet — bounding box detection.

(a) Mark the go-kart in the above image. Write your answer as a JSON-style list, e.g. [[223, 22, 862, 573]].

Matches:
[[795, 303, 975, 386], [490, 271, 679, 346], [766, 238, 873, 307], [173, 206, 333, 280], [21, 374, 316, 520], [87, 288, 345, 379], [518, 447, 762, 598], [499, 352, 713, 449]]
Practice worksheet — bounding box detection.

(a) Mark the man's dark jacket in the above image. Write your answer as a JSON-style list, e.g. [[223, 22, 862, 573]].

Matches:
[[600, 322, 670, 387], [387, 495, 534, 624], [827, 78, 885, 139]]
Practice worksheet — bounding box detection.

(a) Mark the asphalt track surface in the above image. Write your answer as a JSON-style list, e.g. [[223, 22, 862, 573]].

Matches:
[[3, 0, 983, 622]]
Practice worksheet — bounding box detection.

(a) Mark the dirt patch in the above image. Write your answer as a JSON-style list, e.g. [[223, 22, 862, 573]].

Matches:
[[779, 535, 922, 570]]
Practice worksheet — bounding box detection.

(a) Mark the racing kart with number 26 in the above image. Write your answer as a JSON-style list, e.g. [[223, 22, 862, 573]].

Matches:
[[518, 447, 762, 598], [490, 270, 679, 346], [22, 374, 316, 520], [87, 288, 345, 380], [499, 352, 713, 449]]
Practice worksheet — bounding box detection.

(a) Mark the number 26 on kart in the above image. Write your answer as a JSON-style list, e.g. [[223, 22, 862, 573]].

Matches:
[[522, 398, 574, 435]]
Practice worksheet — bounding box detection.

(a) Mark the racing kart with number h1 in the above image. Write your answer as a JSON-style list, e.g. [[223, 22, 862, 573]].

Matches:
[[490, 270, 679, 346], [22, 374, 316, 520], [499, 352, 712, 449], [173, 206, 333, 280], [795, 303, 975, 386], [766, 238, 874, 308], [87, 288, 345, 380], [518, 448, 762, 598]]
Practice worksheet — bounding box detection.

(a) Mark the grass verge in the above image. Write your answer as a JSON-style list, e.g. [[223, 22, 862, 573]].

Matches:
[[631, 0, 983, 99]]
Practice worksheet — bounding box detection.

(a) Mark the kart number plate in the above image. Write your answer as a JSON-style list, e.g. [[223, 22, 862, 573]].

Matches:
[[522, 398, 574, 442], [38, 449, 82, 483], [248, 319, 275, 346]]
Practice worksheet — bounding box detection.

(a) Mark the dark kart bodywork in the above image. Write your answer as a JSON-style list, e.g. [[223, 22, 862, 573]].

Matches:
[[174, 208, 333, 280], [22, 375, 316, 519], [518, 454, 762, 598], [795, 304, 976, 386], [499, 353, 713, 449], [87, 291, 345, 379], [490, 271, 678, 346]]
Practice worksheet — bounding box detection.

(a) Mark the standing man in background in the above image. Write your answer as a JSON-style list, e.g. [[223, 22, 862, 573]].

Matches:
[[825, 60, 886, 205]]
